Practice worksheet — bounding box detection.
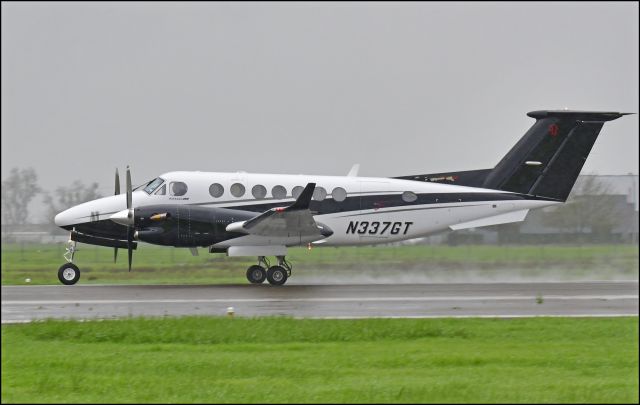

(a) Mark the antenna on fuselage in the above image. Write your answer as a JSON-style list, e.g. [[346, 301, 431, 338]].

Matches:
[[347, 164, 360, 177]]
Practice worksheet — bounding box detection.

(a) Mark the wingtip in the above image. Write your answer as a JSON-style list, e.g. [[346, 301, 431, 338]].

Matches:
[[288, 182, 316, 210]]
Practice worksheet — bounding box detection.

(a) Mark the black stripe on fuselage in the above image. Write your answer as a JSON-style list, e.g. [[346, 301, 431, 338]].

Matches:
[[62, 191, 554, 246]]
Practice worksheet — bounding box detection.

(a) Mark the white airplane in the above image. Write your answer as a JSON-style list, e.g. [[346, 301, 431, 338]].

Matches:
[[54, 110, 630, 285]]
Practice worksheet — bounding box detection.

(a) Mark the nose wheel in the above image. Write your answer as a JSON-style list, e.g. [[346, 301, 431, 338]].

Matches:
[[245, 256, 292, 285], [58, 263, 81, 285]]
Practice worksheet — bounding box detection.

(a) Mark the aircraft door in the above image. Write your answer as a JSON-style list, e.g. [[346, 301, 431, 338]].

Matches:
[[175, 205, 195, 246]]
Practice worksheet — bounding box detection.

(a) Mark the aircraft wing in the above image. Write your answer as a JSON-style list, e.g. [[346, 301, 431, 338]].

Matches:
[[226, 183, 333, 238]]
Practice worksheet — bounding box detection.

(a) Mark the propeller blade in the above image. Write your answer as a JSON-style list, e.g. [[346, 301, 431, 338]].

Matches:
[[115, 168, 120, 195], [127, 227, 133, 272], [126, 166, 132, 210], [114, 247, 118, 263], [127, 243, 133, 272]]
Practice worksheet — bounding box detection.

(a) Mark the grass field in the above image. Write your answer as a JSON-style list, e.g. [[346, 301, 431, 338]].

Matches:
[[2, 316, 638, 403], [2, 243, 638, 285]]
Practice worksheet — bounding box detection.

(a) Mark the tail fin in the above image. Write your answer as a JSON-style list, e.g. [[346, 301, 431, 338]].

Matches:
[[481, 110, 630, 201]]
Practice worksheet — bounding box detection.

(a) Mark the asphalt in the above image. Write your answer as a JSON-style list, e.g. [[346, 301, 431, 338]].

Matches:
[[1, 281, 638, 322]]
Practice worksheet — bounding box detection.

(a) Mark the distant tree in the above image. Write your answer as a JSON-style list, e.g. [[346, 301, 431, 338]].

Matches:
[[542, 176, 623, 241], [1, 167, 42, 226], [43, 180, 102, 232]]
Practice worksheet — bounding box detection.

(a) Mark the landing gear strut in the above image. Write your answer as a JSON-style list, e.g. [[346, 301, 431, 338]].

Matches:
[[58, 237, 81, 285], [245, 255, 292, 286]]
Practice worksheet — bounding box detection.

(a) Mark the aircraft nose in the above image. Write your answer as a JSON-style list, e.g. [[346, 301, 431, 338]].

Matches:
[[54, 209, 73, 227]]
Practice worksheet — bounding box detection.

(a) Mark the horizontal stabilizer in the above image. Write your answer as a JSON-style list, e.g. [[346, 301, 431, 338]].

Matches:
[[449, 209, 529, 230]]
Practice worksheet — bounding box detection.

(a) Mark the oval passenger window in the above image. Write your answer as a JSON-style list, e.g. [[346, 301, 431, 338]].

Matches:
[[272, 185, 287, 199], [402, 191, 417, 202], [252, 185, 267, 199], [230, 183, 245, 198], [313, 187, 327, 201], [332, 187, 347, 202], [292, 186, 304, 199], [209, 183, 224, 198]]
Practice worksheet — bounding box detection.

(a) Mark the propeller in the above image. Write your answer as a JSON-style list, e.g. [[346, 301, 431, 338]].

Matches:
[[126, 166, 133, 272], [109, 166, 135, 271], [114, 168, 120, 263], [115, 168, 120, 195]]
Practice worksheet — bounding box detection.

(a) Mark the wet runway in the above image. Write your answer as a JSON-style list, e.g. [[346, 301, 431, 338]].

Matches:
[[2, 281, 638, 323]]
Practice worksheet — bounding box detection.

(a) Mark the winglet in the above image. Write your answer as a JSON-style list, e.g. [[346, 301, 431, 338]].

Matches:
[[347, 164, 360, 177], [288, 183, 316, 210]]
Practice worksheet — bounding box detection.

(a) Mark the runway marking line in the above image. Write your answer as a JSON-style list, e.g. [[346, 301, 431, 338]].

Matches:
[[2, 295, 638, 306]]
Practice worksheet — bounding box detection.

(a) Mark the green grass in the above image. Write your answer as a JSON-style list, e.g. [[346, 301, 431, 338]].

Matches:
[[2, 317, 638, 403], [2, 243, 638, 285]]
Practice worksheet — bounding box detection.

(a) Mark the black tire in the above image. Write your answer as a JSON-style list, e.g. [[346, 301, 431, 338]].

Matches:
[[266, 266, 288, 286], [246, 265, 266, 284], [58, 263, 80, 285]]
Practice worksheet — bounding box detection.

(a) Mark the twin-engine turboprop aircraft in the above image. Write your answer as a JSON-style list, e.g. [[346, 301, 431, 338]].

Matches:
[[54, 110, 630, 285]]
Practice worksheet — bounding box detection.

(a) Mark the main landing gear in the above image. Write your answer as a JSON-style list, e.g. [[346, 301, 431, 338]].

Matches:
[[246, 256, 292, 286], [58, 238, 81, 285]]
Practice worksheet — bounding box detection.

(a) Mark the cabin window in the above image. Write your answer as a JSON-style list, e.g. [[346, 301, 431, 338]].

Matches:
[[252, 185, 267, 199], [272, 185, 287, 199], [313, 187, 327, 201], [143, 178, 164, 194], [230, 183, 245, 198], [209, 183, 224, 198], [402, 191, 417, 202], [154, 184, 166, 195], [292, 186, 304, 199], [332, 187, 347, 202], [170, 182, 188, 197]]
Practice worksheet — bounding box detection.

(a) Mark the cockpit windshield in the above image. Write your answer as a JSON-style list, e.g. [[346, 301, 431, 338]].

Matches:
[[143, 178, 165, 194]]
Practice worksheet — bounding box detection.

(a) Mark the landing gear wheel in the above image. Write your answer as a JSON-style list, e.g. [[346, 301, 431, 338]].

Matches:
[[246, 265, 267, 284], [266, 266, 288, 286], [58, 263, 80, 285]]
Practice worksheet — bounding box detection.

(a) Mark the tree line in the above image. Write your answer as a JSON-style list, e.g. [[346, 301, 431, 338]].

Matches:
[[2, 167, 101, 228]]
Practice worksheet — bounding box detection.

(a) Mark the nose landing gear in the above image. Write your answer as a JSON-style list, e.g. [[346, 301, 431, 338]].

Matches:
[[58, 238, 80, 285], [245, 255, 292, 286]]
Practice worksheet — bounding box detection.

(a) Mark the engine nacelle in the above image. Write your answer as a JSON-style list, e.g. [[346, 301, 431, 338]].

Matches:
[[131, 205, 257, 247]]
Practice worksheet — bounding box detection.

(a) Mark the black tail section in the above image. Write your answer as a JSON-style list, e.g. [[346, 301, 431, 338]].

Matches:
[[395, 110, 630, 201], [482, 111, 629, 201]]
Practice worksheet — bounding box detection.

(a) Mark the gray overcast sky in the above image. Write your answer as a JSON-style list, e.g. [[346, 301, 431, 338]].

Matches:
[[2, 2, 638, 219]]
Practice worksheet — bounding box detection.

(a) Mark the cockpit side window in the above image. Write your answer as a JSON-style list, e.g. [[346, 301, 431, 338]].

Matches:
[[143, 178, 164, 194], [154, 184, 166, 195]]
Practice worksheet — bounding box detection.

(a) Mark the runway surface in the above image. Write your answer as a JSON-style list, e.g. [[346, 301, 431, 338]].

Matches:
[[2, 281, 638, 323]]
